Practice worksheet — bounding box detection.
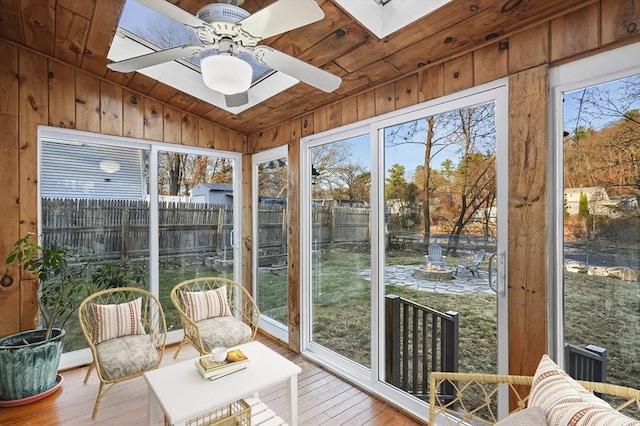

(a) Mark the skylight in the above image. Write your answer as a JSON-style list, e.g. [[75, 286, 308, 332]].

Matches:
[[335, 0, 453, 39], [107, 0, 298, 114]]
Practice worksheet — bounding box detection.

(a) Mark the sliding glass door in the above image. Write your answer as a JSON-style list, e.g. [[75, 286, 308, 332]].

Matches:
[[306, 133, 372, 369], [155, 149, 239, 336], [301, 82, 509, 418]]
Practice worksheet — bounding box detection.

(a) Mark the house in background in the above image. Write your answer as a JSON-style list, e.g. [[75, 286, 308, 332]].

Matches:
[[564, 187, 610, 216], [190, 183, 233, 204], [40, 141, 147, 201]]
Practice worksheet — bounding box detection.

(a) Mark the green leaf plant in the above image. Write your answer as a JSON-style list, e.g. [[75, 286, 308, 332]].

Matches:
[[5, 233, 143, 341]]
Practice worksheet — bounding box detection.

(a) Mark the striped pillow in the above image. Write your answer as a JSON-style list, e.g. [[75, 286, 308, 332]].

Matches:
[[529, 354, 640, 426], [93, 297, 145, 344], [182, 286, 231, 322]]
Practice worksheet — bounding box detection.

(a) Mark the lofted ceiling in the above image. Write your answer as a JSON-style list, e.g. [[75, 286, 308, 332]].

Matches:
[[0, 0, 588, 136]]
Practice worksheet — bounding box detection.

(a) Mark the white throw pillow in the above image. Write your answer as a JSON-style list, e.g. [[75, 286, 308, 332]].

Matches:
[[529, 354, 640, 426], [181, 286, 231, 322], [92, 297, 145, 344]]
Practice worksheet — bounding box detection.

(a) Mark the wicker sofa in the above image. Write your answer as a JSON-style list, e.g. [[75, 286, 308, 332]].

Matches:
[[428, 355, 640, 425]]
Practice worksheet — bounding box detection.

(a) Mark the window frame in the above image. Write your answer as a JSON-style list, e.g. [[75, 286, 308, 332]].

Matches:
[[549, 42, 640, 366], [38, 126, 243, 369]]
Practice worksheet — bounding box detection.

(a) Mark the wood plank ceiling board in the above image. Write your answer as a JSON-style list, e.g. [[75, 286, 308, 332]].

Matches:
[[269, 0, 357, 56], [1, 0, 620, 137], [295, 21, 370, 67], [57, 0, 95, 20], [126, 72, 160, 95], [53, 4, 90, 67], [167, 91, 199, 111], [332, 0, 503, 73], [21, 0, 56, 56], [0, 0, 24, 44], [385, 0, 596, 75], [80, 0, 125, 76]]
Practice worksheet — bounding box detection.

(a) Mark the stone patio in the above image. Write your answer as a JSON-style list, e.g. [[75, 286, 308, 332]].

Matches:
[[360, 264, 496, 295]]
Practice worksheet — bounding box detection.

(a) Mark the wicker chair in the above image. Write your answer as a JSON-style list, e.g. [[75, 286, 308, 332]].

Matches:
[[429, 371, 640, 425], [78, 287, 166, 419], [170, 277, 260, 359]]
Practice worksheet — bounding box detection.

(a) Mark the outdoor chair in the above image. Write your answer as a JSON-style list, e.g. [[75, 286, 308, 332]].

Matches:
[[78, 287, 167, 419], [467, 248, 485, 276], [170, 277, 260, 359], [427, 244, 446, 267]]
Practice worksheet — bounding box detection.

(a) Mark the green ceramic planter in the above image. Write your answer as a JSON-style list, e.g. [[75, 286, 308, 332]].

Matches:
[[0, 328, 65, 401]]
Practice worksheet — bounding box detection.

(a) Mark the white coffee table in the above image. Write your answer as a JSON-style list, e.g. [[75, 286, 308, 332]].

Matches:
[[144, 340, 302, 426]]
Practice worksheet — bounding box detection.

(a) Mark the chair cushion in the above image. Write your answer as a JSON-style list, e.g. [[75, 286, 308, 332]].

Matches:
[[182, 286, 231, 322], [92, 297, 145, 344], [495, 406, 546, 425], [96, 334, 158, 380], [529, 354, 640, 425], [198, 316, 252, 352]]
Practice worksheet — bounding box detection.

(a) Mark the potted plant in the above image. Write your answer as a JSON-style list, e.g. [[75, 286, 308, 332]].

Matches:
[[0, 233, 140, 402]]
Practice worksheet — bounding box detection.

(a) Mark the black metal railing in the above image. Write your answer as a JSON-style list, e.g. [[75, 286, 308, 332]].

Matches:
[[385, 294, 459, 400], [565, 343, 607, 383]]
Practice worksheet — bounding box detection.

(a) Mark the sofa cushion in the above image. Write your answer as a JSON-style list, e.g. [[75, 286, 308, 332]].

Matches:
[[495, 406, 546, 426], [182, 286, 231, 322], [529, 354, 640, 425], [92, 297, 145, 344]]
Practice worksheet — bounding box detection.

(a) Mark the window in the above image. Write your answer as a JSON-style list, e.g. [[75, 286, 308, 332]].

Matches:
[[253, 146, 289, 342], [38, 127, 243, 369]]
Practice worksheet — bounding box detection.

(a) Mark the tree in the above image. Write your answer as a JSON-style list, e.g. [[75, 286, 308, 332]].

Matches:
[[333, 165, 370, 202], [385, 163, 407, 200], [310, 140, 368, 202], [384, 114, 458, 242], [438, 105, 497, 252], [565, 75, 640, 209], [579, 191, 589, 219]]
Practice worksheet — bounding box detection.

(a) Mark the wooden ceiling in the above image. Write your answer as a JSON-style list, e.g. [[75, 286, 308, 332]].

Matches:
[[0, 0, 588, 135]]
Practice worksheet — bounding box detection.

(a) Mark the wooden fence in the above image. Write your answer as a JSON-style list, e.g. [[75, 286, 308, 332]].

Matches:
[[41, 199, 372, 261], [42, 198, 233, 260]]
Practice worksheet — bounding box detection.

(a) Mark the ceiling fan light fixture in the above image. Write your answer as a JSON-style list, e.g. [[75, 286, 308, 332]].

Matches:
[[201, 54, 252, 95]]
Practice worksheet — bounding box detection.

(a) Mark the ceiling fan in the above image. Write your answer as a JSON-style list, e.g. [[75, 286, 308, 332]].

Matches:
[[107, 0, 342, 108]]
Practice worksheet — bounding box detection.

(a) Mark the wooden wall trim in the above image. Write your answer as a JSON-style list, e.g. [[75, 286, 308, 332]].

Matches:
[[0, 40, 247, 336], [508, 65, 549, 376]]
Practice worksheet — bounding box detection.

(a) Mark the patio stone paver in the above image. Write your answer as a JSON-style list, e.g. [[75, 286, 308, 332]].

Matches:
[[360, 264, 496, 295]]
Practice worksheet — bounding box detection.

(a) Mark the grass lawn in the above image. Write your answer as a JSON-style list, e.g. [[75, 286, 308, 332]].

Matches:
[[306, 251, 637, 389], [61, 251, 638, 391]]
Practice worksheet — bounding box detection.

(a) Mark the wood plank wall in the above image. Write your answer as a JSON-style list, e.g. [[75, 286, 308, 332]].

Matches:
[[1, 0, 639, 377], [245, 1, 640, 372], [0, 42, 245, 337]]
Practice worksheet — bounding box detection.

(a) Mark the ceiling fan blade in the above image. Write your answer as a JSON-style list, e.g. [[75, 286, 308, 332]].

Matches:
[[239, 0, 324, 40], [225, 92, 249, 108], [107, 44, 204, 73], [254, 46, 341, 93], [134, 0, 206, 28]]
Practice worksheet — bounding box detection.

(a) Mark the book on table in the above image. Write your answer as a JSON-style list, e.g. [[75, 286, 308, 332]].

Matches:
[[195, 349, 249, 380]]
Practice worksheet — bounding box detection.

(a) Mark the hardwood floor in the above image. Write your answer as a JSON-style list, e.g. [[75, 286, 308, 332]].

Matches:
[[0, 334, 424, 425]]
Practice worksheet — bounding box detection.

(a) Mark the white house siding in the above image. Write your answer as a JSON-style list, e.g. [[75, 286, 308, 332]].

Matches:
[[41, 140, 146, 200]]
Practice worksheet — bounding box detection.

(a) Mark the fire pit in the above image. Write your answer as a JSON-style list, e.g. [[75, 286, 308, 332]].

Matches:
[[413, 263, 454, 281]]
